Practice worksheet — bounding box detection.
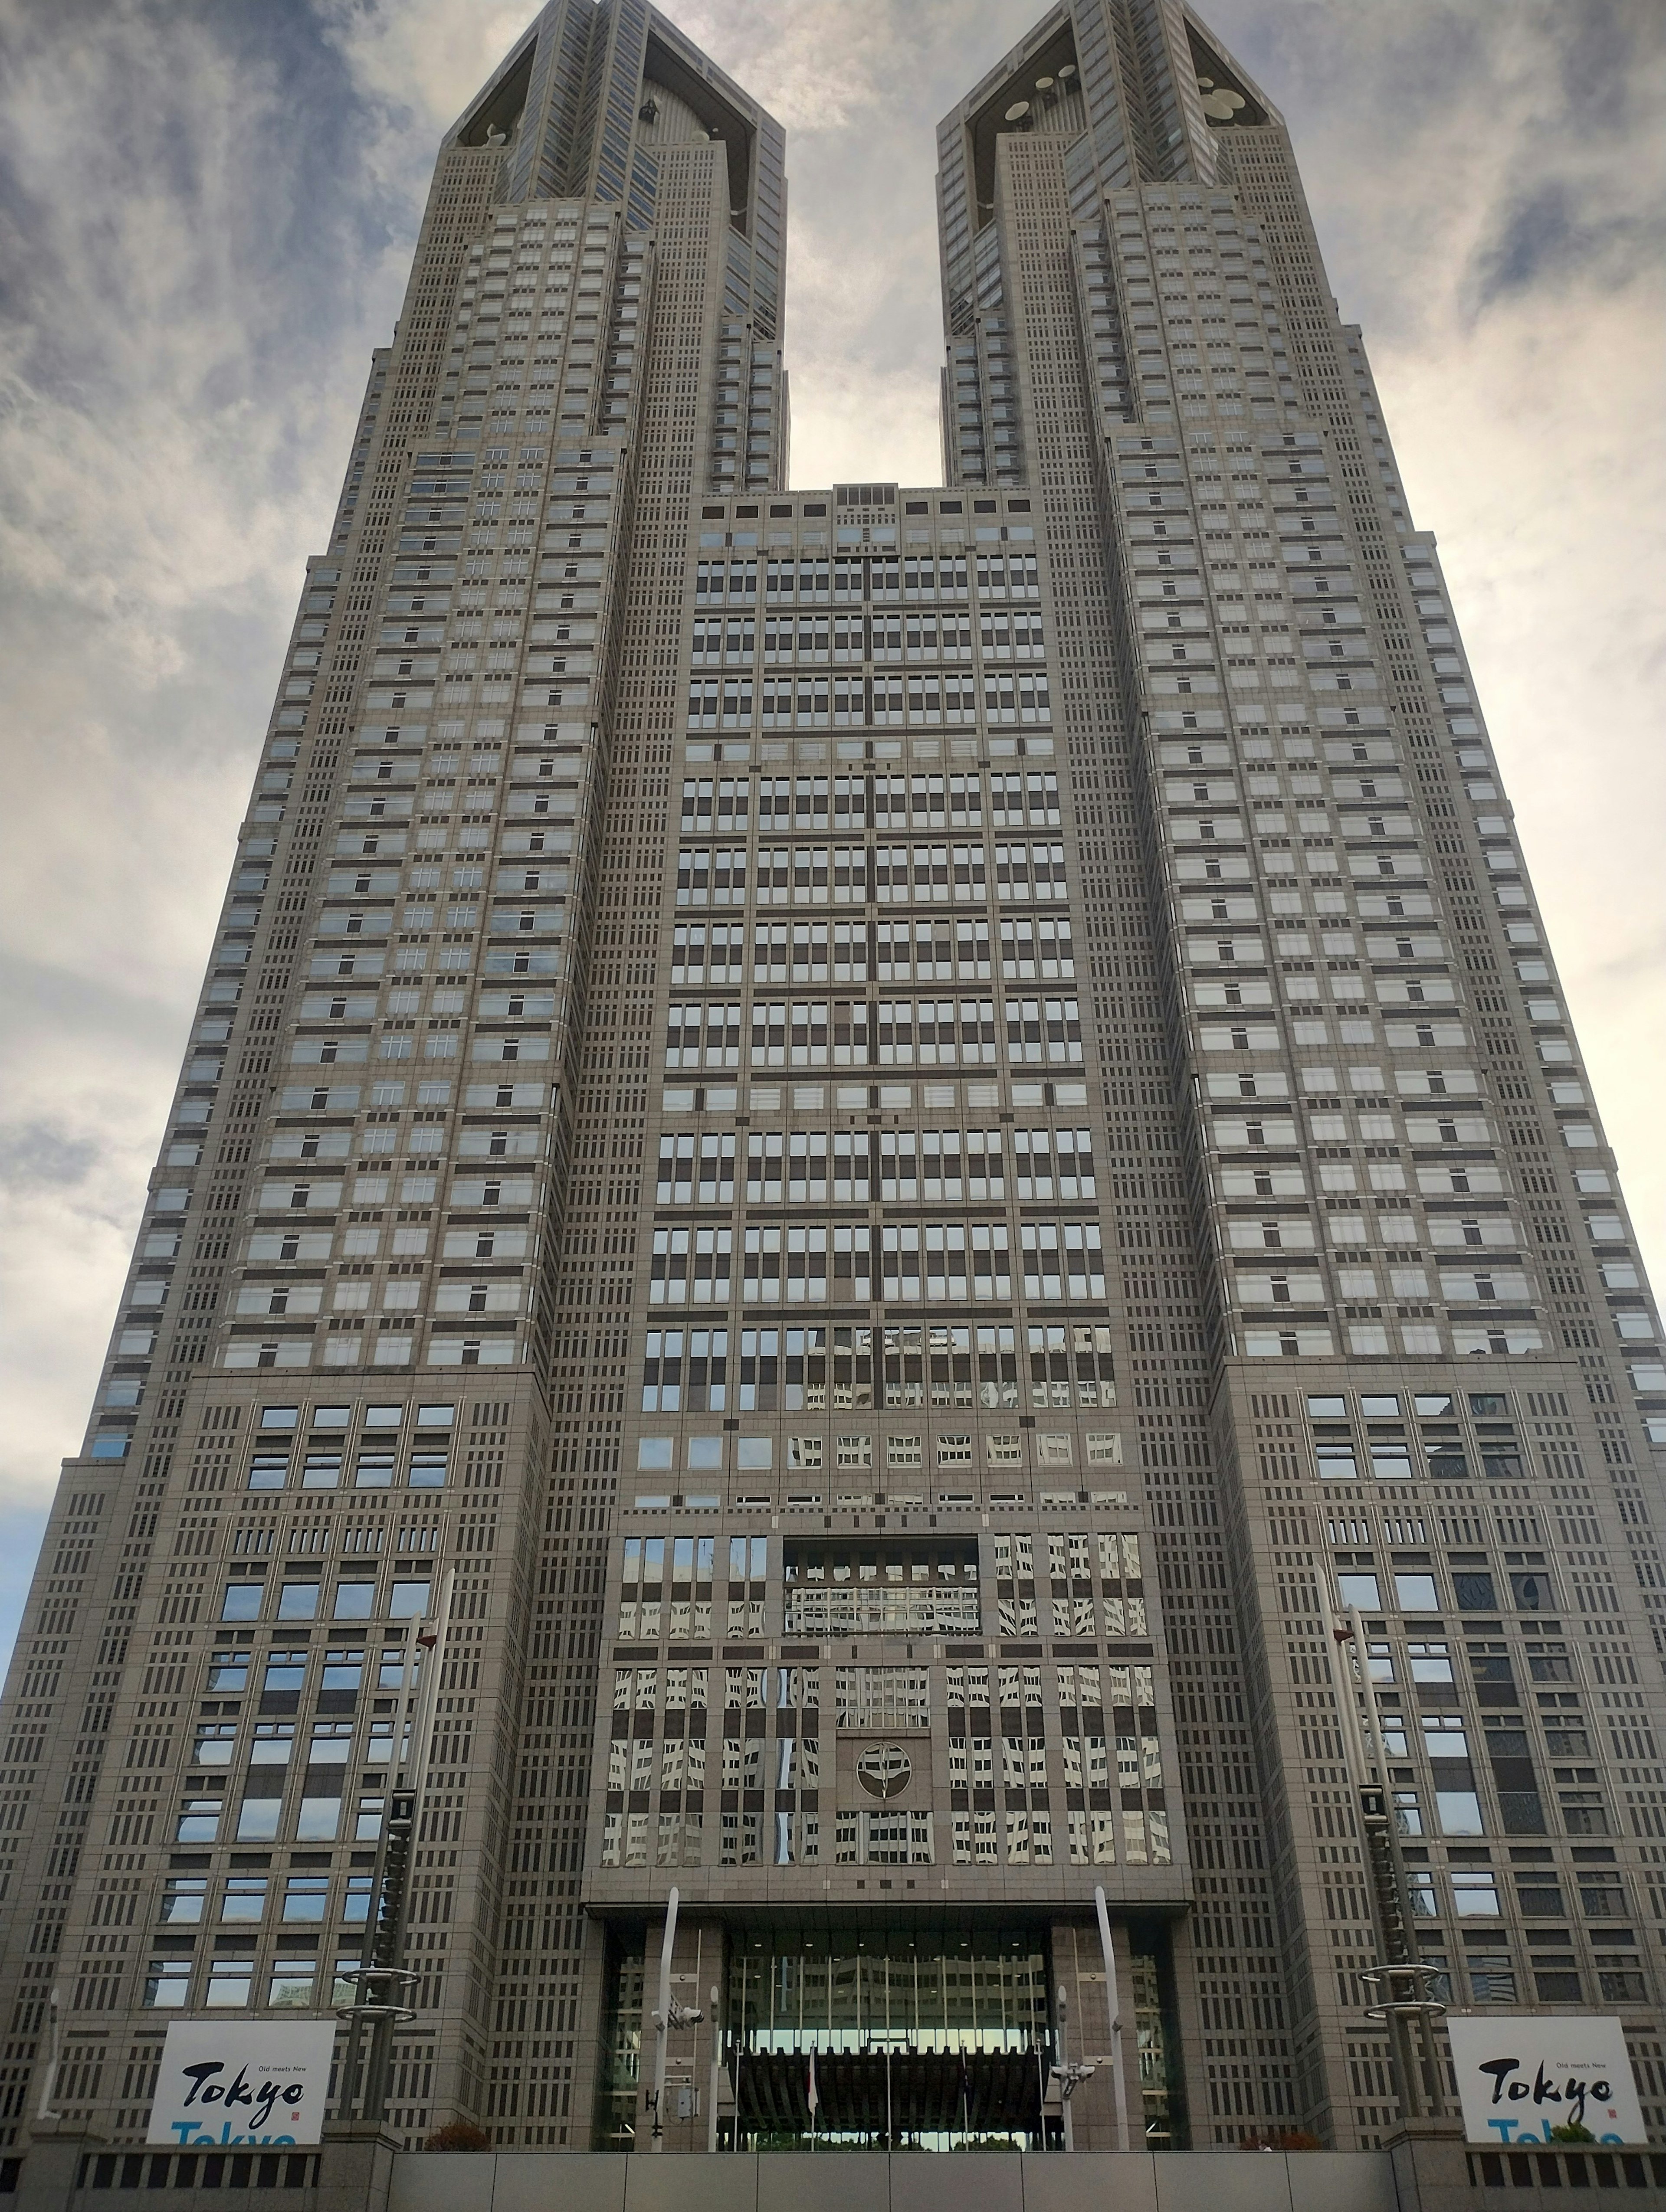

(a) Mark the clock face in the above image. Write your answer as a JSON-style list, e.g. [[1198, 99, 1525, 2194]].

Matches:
[[856, 1744, 912, 1800]]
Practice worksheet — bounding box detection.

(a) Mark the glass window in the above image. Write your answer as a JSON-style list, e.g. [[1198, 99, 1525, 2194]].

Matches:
[[278, 1581, 320, 1620], [192, 1722, 238, 1766], [235, 1798, 281, 1842], [1515, 1875, 1564, 1917], [1452, 1871, 1500, 1916], [1413, 1394, 1453, 1416], [1316, 1443, 1359, 1478], [249, 1724, 293, 1765], [343, 1873, 375, 1924], [262, 1651, 308, 1697], [1407, 1871, 1437, 1917], [207, 1649, 249, 1692], [1337, 1572, 1380, 1609], [1361, 1394, 1400, 1417], [204, 1953, 255, 2006], [312, 1406, 351, 1429], [175, 1799, 222, 1844], [1436, 1791, 1484, 1836], [1466, 1948, 1516, 2003], [1597, 1969, 1648, 2005], [1407, 1643, 1453, 1683], [1395, 1573, 1440, 1611], [1422, 1716, 1469, 1758], [159, 1878, 206, 1924], [1510, 1569, 1554, 1611], [282, 1875, 330, 1922], [1392, 1791, 1423, 1838], [220, 1583, 262, 1622], [220, 1877, 267, 1922], [267, 1957, 316, 2009], [1306, 1395, 1346, 1417], [322, 1650, 364, 1692], [143, 1957, 193, 2008], [1453, 1572, 1496, 1610], [1467, 1393, 1508, 1417], [260, 1407, 298, 1430], [1370, 1444, 1414, 1479], [390, 1580, 432, 1616], [333, 1580, 375, 1620], [296, 1797, 341, 1842], [364, 1405, 404, 1429]]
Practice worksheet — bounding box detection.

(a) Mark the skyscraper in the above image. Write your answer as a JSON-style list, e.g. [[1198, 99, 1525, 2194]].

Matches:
[[3, 0, 1663, 2168]]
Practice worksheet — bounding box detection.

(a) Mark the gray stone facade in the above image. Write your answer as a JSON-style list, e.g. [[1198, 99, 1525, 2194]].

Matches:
[[3, 0, 1665, 2173]]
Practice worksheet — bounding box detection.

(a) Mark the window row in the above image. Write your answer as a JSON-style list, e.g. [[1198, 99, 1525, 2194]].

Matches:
[[683, 775, 1063, 830], [645, 1221, 1106, 1305], [601, 1659, 1156, 1718], [599, 1803, 1169, 1870], [656, 1126, 1095, 1206], [639, 1321, 1118, 1410], [691, 553, 1039, 601], [670, 916, 1075, 983], [689, 615, 1049, 661], [661, 997, 1082, 1067], [173, 1783, 388, 1848], [672, 843, 1070, 904], [220, 1575, 433, 1623], [156, 1870, 373, 1927]]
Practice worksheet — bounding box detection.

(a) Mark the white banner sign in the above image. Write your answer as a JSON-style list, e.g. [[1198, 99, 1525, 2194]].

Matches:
[[147, 2020, 338, 2148], [1448, 2015, 1646, 2146]]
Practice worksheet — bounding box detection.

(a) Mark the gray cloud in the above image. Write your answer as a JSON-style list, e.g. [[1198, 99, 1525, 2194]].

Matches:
[[0, 1127, 98, 1191]]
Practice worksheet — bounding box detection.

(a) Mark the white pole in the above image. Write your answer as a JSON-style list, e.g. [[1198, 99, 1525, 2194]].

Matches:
[[1093, 1885, 1130, 2153], [650, 1886, 679, 2151], [707, 1983, 721, 2153]]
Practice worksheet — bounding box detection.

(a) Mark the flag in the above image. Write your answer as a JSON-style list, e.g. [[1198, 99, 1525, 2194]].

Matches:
[[807, 2048, 819, 2119]]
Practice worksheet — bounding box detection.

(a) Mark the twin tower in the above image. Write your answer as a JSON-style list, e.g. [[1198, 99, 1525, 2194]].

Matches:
[[3, 0, 1663, 2169]]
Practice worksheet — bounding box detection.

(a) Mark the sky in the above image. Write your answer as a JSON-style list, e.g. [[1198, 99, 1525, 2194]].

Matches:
[[0, 0, 1662, 1671]]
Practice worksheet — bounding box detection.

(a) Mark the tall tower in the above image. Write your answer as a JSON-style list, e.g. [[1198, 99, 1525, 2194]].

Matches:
[[2, 0, 1663, 2168]]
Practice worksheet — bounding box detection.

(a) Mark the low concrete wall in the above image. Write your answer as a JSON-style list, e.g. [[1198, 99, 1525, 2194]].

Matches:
[[388, 2149, 1398, 2212]]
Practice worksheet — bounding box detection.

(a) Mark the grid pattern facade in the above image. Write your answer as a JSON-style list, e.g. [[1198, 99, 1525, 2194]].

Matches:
[[2, 0, 1665, 2165]]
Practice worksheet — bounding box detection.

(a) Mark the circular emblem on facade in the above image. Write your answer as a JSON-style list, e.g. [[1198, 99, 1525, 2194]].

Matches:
[[856, 1745, 912, 1800]]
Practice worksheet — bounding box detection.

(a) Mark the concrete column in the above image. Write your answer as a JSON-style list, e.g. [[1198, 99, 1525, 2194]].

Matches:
[[1048, 1916, 1141, 2152], [15, 2122, 99, 2212]]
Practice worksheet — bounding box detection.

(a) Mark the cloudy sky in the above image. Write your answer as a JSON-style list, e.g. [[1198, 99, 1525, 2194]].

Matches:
[[0, 0, 1662, 1665]]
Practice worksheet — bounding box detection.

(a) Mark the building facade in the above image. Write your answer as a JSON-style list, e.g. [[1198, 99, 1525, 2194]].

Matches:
[[4, 0, 1666, 2166]]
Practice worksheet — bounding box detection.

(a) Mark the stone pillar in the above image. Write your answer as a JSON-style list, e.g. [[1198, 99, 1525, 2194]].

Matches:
[[1049, 1916, 1141, 2153], [1386, 2117, 1474, 2212], [316, 2120, 400, 2212], [15, 2121, 100, 2212]]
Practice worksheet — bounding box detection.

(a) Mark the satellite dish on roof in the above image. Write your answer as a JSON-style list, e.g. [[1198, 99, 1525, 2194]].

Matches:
[[1004, 100, 1030, 121]]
